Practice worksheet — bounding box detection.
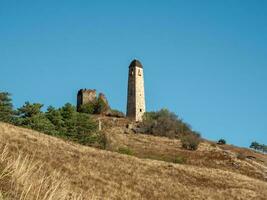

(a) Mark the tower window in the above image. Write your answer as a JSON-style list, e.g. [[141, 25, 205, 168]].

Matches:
[[138, 70, 142, 76], [140, 109, 142, 112]]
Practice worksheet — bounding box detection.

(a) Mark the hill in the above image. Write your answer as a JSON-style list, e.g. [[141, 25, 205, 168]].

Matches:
[[0, 121, 267, 200], [101, 117, 267, 182]]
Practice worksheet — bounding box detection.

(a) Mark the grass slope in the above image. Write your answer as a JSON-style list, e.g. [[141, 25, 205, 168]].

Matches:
[[0, 122, 267, 200], [106, 126, 267, 182]]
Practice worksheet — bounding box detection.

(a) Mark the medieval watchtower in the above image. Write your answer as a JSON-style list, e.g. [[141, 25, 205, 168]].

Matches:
[[126, 59, 146, 121]]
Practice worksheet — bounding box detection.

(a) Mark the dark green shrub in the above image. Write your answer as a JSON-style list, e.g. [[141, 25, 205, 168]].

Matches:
[[118, 147, 133, 155], [181, 135, 200, 151], [140, 109, 201, 140], [217, 139, 226, 145]]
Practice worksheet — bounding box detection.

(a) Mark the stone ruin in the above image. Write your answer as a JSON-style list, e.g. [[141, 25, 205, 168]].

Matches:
[[77, 89, 110, 114]]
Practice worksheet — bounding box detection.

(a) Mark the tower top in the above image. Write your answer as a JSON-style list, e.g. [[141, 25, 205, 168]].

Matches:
[[129, 59, 143, 68]]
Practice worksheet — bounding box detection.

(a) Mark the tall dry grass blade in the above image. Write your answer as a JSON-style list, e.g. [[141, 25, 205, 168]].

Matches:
[[0, 144, 8, 162], [35, 174, 46, 200], [46, 181, 62, 200], [22, 184, 33, 200]]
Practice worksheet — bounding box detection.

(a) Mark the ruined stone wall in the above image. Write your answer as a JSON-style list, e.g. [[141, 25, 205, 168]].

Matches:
[[77, 89, 97, 110]]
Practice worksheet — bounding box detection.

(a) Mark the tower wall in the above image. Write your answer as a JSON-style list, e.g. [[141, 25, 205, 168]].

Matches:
[[127, 60, 146, 121], [77, 89, 97, 110]]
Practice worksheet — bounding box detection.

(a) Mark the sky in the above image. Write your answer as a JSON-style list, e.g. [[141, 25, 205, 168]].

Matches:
[[0, 0, 267, 147]]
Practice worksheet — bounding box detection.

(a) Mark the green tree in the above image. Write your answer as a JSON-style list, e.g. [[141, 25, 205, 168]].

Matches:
[[24, 114, 57, 134], [0, 92, 14, 123], [59, 103, 77, 137], [45, 106, 65, 134], [17, 102, 56, 135], [74, 113, 98, 144], [59, 103, 98, 144], [18, 102, 43, 118], [60, 103, 76, 119]]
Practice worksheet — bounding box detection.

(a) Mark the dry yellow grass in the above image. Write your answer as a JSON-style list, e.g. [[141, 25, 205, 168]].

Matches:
[[0, 145, 83, 199], [106, 126, 267, 181], [0, 122, 267, 200]]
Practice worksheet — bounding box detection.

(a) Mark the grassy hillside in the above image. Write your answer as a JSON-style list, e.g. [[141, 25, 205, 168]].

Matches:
[[0, 122, 267, 200], [105, 126, 267, 182]]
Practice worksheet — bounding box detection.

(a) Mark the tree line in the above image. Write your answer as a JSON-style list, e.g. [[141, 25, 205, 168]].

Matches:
[[0, 92, 106, 148]]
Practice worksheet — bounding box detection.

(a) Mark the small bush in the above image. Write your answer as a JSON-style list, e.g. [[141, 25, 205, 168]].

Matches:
[[181, 135, 200, 151], [118, 147, 133, 155], [140, 109, 201, 140], [217, 139, 226, 145], [173, 156, 186, 164]]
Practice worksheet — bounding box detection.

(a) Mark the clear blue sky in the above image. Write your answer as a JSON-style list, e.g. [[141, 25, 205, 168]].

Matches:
[[1, 0, 267, 147]]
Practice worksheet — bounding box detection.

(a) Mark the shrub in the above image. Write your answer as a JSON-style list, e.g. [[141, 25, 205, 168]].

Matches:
[[118, 147, 133, 155], [217, 139, 226, 145], [181, 135, 200, 151], [173, 156, 186, 164], [140, 109, 201, 140]]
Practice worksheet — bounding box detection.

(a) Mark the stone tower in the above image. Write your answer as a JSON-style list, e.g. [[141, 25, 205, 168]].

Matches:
[[77, 89, 97, 111], [126, 59, 146, 121]]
